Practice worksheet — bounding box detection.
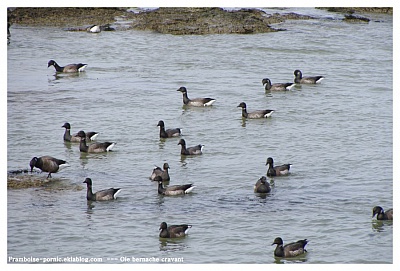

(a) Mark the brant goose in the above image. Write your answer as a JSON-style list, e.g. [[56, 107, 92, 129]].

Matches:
[[237, 102, 274, 119], [29, 156, 69, 178], [77, 131, 116, 153], [156, 176, 195, 196], [262, 78, 295, 91], [83, 178, 121, 201], [294, 70, 324, 84], [7, 23, 11, 44], [178, 139, 203, 155], [157, 120, 182, 138], [272, 237, 308, 258], [48, 60, 87, 73], [149, 163, 170, 181], [159, 222, 192, 238], [266, 157, 291, 177], [177, 86, 216, 107], [87, 25, 101, 33], [254, 176, 271, 193], [62, 122, 99, 142], [372, 206, 393, 220]]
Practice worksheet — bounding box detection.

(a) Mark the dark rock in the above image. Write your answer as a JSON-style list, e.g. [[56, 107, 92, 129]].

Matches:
[[318, 7, 392, 14], [343, 14, 370, 23]]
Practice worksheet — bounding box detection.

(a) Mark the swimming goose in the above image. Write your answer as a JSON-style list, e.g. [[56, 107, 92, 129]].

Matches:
[[372, 206, 393, 220], [77, 131, 116, 153], [266, 157, 291, 177], [177, 86, 216, 106], [62, 122, 99, 142], [262, 78, 295, 91], [149, 163, 170, 181], [272, 237, 308, 258], [237, 102, 274, 119], [159, 222, 192, 238], [156, 176, 195, 195], [29, 156, 69, 178], [157, 120, 182, 138], [7, 23, 11, 44], [83, 177, 121, 201], [48, 60, 87, 73], [294, 70, 324, 84], [254, 176, 271, 193], [178, 138, 203, 155]]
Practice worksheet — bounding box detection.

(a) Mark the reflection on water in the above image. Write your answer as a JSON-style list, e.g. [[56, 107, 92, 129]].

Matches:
[[159, 238, 189, 252], [273, 255, 308, 264], [371, 220, 393, 232], [85, 201, 95, 215]]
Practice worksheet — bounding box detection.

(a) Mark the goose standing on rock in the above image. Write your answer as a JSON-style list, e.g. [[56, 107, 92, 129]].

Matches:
[[62, 122, 99, 142], [87, 25, 101, 33], [178, 138, 203, 155], [293, 70, 324, 84], [177, 86, 216, 107], [48, 60, 87, 73], [83, 178, 121, 201], [157, 120, 181, 138], [254, 176, 271, 193], [149, 163, 170, 181], [272, 237, 308, 258], [156, 176, 195, 196], [29, 156, 69, 178], [372, 206, 393, 220], [237, 102, 274, 119], [159, 222, 192, 238], [266, 157, 291, 177], [77, 131, 116, 153], [262, 78, 295, 91]]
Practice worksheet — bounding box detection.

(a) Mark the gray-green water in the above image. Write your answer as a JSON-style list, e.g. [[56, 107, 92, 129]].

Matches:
[[7, 8, 393, 264]]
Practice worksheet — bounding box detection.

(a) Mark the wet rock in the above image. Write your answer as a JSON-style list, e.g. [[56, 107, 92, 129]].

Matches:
[[318, 7, 392, 14], [8, 169, 29, 175], [8, 173, 56, 189], [7, 7, 130, 27], [7, 172, 84, 190], [8, 7, 316, 35], [343, 13, 370, 23], [130, 8, 315, 34]]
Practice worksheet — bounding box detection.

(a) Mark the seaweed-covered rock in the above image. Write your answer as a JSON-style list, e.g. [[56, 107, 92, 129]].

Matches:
[[318, 7, 392, 14], [343, 13, 370, 23], [7, 172, 84, 190], [7, 7, 316, 35], [7, 7, 129, 27], [130, 7, 278, 34]]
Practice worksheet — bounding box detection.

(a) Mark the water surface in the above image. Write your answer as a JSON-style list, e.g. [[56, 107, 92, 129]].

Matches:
[[7, 8, 393, 264]]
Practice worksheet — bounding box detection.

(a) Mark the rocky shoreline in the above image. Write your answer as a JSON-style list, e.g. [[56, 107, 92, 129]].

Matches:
[[317, 7, 392, 14], [129, 8, 315, 34], [7, 7, 393, 34], [6, 7, 317, 35], [7, 7, 314, 34]]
